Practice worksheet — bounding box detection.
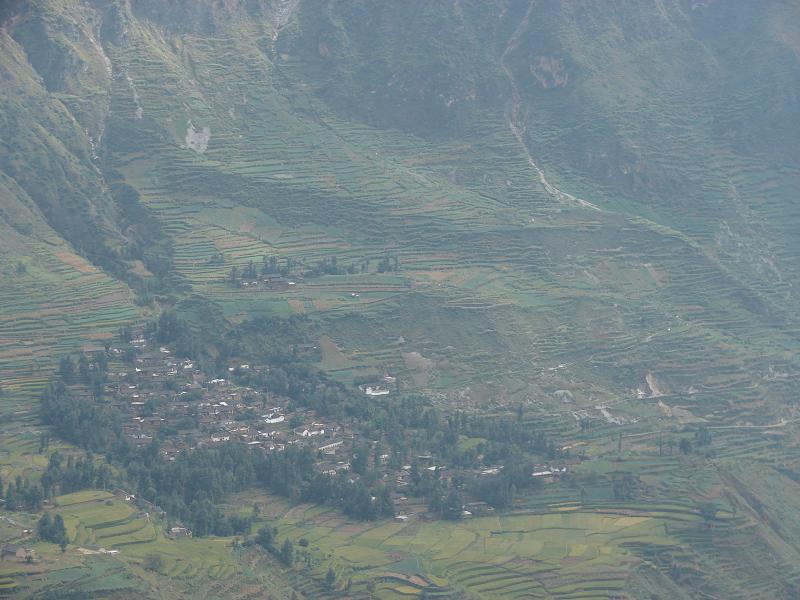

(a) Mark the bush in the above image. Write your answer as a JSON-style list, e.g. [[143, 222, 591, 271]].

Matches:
[[144, 553, 164, 573]]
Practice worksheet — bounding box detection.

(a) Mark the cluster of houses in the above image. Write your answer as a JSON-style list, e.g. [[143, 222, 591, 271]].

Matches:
[[1, 543, 34, 562], [532, 464, 569, 484], [78, 333, 578, 525], [93, 334, 419, 470], [91, 337, 365, 469], [237, 274, 295, 291]]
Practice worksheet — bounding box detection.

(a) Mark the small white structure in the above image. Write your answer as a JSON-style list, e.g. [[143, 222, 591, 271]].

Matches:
[[361, 385, 391, 397], [318, 441, 343, 454]]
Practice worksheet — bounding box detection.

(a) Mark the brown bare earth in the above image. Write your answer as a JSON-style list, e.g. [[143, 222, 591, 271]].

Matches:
[[402, 351, 434, 386], [287, 299, 305, 314], [55, 251, 95, 273]]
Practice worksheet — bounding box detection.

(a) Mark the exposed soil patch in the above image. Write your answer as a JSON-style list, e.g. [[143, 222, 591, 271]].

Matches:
[[287, 299, 305, 314], [531, 56, 569, 88], [56, 251, 95, 274], [402, 351, 433, 386], [185, 120, 211, 154]]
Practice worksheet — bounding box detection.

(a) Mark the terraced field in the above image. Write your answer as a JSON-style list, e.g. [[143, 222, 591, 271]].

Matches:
[[3, 1, 800, 597], [82, 15, 800, 430], [53, 491, 236, 577], [247, 429, 800, 600], [0, 490, 243, 597], [0, 228, 140, 403], [2, 0, 799, 427], [266, 493, 714, 599]]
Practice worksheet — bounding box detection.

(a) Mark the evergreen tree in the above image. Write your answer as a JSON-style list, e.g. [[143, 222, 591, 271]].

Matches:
[[58, 356, 75, 383], [325, 566, 336, 590], [279, 539, 294, 566], [256, 525, 274, 549]]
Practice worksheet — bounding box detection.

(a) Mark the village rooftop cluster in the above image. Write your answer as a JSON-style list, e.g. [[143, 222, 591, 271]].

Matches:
[[75, 333, 572, 523]]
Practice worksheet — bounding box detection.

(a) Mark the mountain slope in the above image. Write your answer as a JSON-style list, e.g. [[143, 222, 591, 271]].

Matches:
[[0, 11, 139, 397], [3, 0, 797, 412], [2, 4, 800, 594]]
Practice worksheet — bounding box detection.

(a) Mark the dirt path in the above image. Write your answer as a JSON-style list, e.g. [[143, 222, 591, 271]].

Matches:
[[499, 1, 601, 212], [706, 417, 800, 430], [620, 417, 800, 440]]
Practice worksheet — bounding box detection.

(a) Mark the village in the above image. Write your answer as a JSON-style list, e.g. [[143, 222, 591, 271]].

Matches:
[[91, 334, 361, 476], [76, 332, 572, 528]]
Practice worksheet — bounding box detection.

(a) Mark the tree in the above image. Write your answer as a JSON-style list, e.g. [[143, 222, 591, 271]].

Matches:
[[612, 473, 636, 501], [37, 512, 52, 538], [279, 539, 294, 566], [256, 525, 274, 549], [379, 486, 394, 517], [58, 356, 75, 384], [118, 326, 132, 343], [53, 514, 66, 538], [695, 426, 712, 447], [441, 489, 463, 520], [144, 553, 164, 572], [325, 566, 337, 590], [697, 502, 717, 526], [38, 512, 67, 546], [351, 445, 368, 475], [78, 354, 90, 382]]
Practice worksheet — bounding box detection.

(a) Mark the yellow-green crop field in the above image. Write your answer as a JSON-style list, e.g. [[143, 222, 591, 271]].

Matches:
[[268, 497, 702, 600]]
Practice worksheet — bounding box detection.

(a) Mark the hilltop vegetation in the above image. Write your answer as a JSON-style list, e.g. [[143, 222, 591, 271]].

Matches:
[[2, 0, 800, 598]]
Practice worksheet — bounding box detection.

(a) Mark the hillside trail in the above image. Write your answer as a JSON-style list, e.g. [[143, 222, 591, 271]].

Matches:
[[620, 416, 800, 441], [500, 0, 601, 212]]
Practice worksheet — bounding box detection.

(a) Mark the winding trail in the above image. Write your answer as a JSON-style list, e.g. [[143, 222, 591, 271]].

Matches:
[[620, 417, 800, 440], [499, 0, 601, 212]]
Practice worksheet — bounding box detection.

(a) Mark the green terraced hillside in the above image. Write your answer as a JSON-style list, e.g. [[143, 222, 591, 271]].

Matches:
[[3, 1, 800, 598], [3, 0, 800, 420]]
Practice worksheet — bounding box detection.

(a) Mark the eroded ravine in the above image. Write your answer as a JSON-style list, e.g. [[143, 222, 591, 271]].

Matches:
[[500, 0, 601, 212]]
